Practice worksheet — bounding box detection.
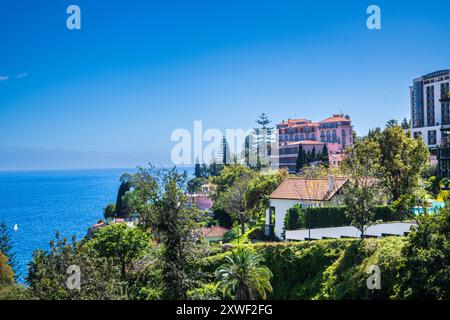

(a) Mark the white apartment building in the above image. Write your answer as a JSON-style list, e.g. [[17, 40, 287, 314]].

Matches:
[[410, 69, 450, 152]]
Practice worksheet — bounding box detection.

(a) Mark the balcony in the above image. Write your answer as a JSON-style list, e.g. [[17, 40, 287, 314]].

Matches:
[[440, 92, 450, 102], [438, 145, 450, 160]]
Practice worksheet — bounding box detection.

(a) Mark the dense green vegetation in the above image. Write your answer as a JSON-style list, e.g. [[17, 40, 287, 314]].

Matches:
[[202, 205, 450, 300], [1, 118, 449, 300], [201, 239, 405, 299]]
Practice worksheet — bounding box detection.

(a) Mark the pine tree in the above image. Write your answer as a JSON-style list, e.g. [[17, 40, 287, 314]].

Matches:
[[311, 146, 316, 161], [295, 144, 305, 173], [401, 118, 410, 129], [221, 136, 231, 165], [255, 113, 274, 138], [209, 160, 219, 176], [194, 158, 201, 178], [321, 144, 329, 166], [0, 221, 17, 278], [201, 163, 209, 178], [254, 113, 274, 164], [306, 150, 311, 163]]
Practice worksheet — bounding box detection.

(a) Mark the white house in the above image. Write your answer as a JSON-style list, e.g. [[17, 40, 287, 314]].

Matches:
[[265, 176, 348, 239]]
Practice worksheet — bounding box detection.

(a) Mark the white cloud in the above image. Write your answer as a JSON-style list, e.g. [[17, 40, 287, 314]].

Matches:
[[16, 73, 27, 79], [0, 75, 9, 81]]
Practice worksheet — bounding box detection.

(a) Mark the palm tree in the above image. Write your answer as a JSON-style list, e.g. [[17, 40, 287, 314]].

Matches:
[[216, 247, 273, 300]]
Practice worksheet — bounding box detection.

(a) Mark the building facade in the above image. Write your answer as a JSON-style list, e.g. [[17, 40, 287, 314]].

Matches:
[[277, 114, 353, 172], [409, 69, 450, 176], [410, 69, 450, 152], [264, 177, 348, 239]]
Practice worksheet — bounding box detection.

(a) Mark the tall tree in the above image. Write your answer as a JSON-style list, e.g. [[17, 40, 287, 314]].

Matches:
[[209, 160, 219, 176], [306, 150, 312, 163], [342, 138, 382, 238], [115, 174, 132, 217], [216, 248, 273, 300], [201, 163, 209, 178], [0, 252, 14, 286], [85, 223, 150, 279], [378, 125, 429, 201], [401, 118, 410, 129], [218, 179, 252, 235], [0, 221, 17, 278], [321, 144, 329, 166], [194, 158, 202, 178], [295, 144, 305, 173], [244, 135, 251, 167], [254, 113, 274, 166], [219, 136, 232, 166], [154, 169, 200, 299], [125, 166, 200, 299]]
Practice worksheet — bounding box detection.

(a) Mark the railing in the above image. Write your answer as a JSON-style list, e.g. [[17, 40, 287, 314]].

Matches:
[[438, 146, 450, 159]]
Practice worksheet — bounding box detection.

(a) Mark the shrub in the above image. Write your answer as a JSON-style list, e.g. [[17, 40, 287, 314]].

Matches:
[[222, 228, 240, 243], [0, 252, 14, 286], [103, 204, 116, 219], [187, 283, 221, 300], [393, 206, 450, 299]]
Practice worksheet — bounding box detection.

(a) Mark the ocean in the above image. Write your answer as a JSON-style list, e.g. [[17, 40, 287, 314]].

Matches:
[[0, 167, 193, 282]]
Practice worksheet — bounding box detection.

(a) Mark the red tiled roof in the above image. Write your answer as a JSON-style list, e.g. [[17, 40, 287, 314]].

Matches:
[[200, 226, 230, 238], [270, 177, 348, 201], [320, 115, 350, 123]]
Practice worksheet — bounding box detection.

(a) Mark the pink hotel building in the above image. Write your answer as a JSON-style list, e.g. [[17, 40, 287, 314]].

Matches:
[[276, 114, 353, 172]]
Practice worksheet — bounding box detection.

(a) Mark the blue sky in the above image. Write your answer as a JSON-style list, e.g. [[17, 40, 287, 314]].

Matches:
[[1, 0, 450, 170]]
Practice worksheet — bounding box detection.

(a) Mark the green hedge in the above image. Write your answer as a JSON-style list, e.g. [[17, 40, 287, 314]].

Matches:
[[285, 205, 404, 231]]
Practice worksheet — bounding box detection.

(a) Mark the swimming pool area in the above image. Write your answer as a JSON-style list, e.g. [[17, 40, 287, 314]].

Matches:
[[412, 200, 445, 215]]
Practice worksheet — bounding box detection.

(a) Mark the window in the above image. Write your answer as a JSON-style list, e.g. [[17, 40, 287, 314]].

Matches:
[[426, 86, 435, 126], [428, 130, 437, 145], [443, 102, 450, 125], [269, 207, 275, 225]]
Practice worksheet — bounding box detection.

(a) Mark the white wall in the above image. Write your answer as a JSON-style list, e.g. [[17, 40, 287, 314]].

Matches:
[[269, 198, 325, 239], [410, 126, 440, 148], [268, 197, 341, 239]]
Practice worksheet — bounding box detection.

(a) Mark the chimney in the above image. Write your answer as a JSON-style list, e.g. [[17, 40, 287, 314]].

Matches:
[[328, 176, 335, 193]]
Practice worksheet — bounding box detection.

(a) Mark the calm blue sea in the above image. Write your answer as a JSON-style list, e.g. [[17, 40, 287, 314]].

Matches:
[[0, 167, 193, 282]]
